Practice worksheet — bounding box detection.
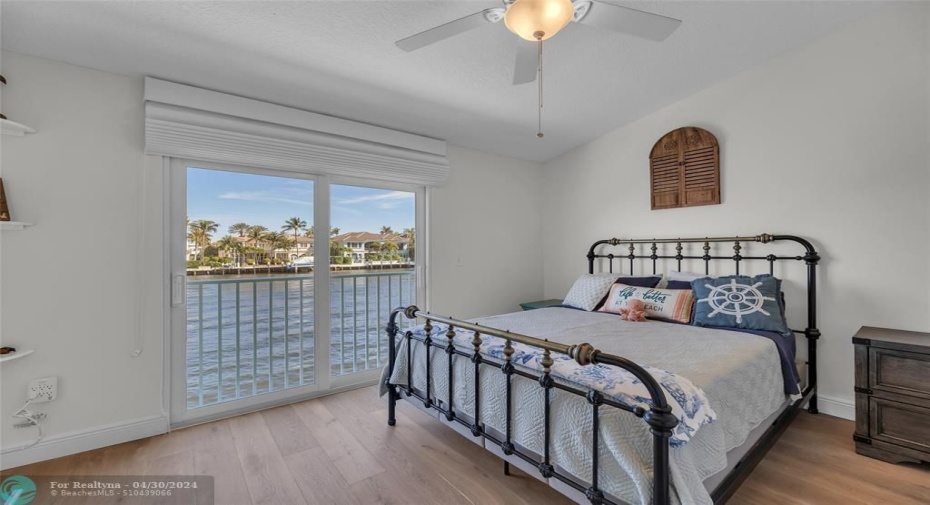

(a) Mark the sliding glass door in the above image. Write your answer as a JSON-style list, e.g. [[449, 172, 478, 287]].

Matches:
[[328, 183, 419, 386], [169, 161, 424, 425]]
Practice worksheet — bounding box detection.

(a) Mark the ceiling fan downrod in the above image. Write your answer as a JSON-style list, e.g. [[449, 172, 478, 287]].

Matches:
[[536, 31, 544, 139]]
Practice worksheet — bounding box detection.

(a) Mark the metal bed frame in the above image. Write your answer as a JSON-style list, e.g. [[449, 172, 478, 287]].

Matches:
[[385, 233, 820, 505]]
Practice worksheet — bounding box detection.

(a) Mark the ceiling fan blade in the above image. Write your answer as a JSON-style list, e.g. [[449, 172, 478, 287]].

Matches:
[[513, 43, 538, 85], [396, 10, 495, 52], [580, 1, 681, 42]]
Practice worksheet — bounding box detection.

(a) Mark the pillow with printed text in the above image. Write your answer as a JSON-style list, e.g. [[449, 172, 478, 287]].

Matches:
[[598, 283, 695, 323]]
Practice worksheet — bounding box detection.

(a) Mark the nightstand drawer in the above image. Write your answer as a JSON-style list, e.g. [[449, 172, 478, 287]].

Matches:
[[870, 397, 930, 453], [869, 347, 930, 400]]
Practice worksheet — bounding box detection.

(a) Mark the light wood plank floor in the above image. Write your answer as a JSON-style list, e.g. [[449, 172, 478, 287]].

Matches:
[[9, 386, 929, 504]]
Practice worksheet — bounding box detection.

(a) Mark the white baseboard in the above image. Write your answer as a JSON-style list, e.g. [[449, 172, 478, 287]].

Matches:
[[0, 414, 169, 470], [816, 394, 854, 421]]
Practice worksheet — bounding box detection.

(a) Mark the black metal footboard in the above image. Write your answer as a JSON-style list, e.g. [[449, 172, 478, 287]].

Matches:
[[385, 305, 679, 505]]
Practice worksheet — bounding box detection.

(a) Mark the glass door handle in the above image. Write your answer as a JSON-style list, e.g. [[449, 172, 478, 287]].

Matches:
[[171, 274, 186, 306]]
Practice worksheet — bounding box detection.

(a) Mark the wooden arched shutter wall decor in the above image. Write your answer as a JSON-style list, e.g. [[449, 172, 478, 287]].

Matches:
[[649, 127, 720, 210]]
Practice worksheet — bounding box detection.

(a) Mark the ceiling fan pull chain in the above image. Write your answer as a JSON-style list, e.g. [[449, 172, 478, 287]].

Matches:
[[536, 33, 544, 139]]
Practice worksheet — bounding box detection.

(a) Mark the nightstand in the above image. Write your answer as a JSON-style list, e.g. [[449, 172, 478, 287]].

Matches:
[[852, 326, 930, 465], [520, 299, 563, 311]]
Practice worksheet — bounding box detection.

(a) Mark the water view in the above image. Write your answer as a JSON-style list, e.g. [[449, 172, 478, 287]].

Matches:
[[185, 168, 419, 410], [186, 269, 415, 408]]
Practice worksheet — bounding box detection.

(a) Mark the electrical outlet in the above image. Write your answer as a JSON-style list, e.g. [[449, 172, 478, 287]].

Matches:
[[28, 377, 57, 403]]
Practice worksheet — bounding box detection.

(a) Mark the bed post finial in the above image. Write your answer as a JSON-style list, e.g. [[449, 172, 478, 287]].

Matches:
[[503, 339, 514, 362], [472, 331, 482, 354], [540, 348, 553, 374], [569, 343, 597, 366]]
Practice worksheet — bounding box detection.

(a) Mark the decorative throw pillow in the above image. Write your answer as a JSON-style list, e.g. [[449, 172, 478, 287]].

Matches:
[[592, 276, 663, 310], [691, 274, 791, 336], [563, 273, 622, 311], [598, 283, 695, 323], [665, 280, 694, 290]]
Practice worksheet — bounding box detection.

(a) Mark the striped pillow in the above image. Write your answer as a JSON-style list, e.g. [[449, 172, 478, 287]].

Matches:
[[598, 283, 695, 323]]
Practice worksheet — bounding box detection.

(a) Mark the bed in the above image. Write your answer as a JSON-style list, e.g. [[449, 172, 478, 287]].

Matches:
[[381, 234, 821, 505]]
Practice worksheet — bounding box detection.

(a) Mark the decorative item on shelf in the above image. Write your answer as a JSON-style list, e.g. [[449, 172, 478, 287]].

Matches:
[[0, 74, 37, 136], [0, 348, 35, 363], [0, 178, 10, 221], [650, 126, 720, 210]]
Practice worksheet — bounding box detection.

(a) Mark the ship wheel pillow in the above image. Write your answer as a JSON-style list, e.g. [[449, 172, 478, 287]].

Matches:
[[691, 274, 791, 336]]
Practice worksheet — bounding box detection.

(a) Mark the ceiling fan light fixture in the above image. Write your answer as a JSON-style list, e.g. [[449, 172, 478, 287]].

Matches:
[[504, 0, 574, 41]]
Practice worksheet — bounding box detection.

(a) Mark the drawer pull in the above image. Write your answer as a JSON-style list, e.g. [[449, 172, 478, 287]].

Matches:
[[855, 386, 873, 394]]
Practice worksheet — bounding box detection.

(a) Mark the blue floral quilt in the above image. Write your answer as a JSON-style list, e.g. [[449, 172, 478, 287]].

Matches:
[[401, 323, 717, 446]]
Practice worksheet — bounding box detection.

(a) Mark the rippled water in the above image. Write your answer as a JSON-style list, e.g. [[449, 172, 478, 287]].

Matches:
[[185, 269, 416, 408]]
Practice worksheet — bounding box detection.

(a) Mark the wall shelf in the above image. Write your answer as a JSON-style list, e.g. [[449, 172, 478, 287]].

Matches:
[[1, 221, 33, 230], [1, 119, 36, 136], [0, 349, 35, 364]]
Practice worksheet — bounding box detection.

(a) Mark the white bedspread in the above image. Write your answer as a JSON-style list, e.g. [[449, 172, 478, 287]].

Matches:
[[383, 308, 788, 505]]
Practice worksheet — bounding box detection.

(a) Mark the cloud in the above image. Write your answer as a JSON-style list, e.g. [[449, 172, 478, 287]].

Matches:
[[334, 191, 414, 206], [218, 189, 312, 206]]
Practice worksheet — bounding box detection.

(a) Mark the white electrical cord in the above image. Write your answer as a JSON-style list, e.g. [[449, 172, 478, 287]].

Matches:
[[10, 398, 45, 450], [131, 155, 148, 357]]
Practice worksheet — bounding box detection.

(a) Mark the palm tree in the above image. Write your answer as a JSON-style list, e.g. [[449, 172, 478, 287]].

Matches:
[[188, 219, 219, 260], [215, 235, 239, 269], [263, 231, 290, 261], [282, 217, 307, 263], [228, 222, 250, 237], [367, 241, 382, 265], [216, 235, 238, 256], [233, 243, 247, 267], [246, 226, 267, 246], [380, 225, 394, 236], [304, 226, 314, 238], [382, 240, 399, 266], [402, 227, 415, 261], [330, 227, 340, 236], [245, 226, 268, 262]]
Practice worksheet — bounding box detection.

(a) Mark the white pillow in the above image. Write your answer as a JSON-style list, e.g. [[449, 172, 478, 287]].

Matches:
[[669, 271, 709, 282], [562, 273, 622, 311]]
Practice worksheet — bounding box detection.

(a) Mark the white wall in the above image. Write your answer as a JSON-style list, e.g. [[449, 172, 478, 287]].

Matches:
[[0, 51, 167, 461], [429, 146, 543, 319], [542, 3, 930, 416], [0, 51, 544, 466]]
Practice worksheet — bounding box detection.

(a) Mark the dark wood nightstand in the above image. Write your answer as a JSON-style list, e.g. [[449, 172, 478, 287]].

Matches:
[[852, 326, 930, 465], [520, 299, 563, 311]]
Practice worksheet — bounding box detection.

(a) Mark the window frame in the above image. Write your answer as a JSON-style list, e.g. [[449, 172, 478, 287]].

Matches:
[[167, 159, 428, 426]]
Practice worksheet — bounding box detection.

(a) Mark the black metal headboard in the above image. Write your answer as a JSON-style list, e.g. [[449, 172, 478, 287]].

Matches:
[[586, 233, 821, 412]]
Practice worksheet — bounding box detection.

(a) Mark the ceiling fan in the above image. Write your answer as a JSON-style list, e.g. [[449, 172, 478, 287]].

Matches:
[[396, 0, 682, 85]]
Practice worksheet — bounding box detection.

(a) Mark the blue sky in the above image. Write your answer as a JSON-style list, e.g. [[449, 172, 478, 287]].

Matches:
[[187, 168, 414, 237]]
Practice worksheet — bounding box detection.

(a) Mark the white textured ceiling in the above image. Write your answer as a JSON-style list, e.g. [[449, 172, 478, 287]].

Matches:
[[1, 1, 883, 162]]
